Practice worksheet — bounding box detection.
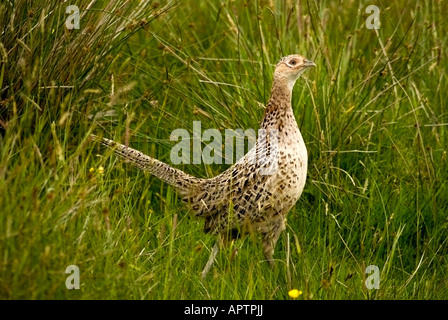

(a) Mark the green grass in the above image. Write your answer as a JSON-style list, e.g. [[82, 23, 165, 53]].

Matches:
[[1, 0, 447, 299]]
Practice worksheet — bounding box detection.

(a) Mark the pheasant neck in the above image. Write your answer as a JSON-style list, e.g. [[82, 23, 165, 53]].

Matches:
[[260, 80, 295, 132]]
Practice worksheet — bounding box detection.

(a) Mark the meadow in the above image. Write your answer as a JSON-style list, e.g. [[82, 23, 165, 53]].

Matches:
[[0, 0, 447, 299]]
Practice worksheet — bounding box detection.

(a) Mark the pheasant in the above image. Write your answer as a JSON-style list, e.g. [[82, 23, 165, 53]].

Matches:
[[91, 54, 315, 278]]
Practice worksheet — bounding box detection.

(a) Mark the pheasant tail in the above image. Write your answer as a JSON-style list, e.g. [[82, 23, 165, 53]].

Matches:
[[91, 135, 203, 197]]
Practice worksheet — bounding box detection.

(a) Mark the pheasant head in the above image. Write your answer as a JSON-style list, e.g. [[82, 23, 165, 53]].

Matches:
[[274, 54, 316, 91]]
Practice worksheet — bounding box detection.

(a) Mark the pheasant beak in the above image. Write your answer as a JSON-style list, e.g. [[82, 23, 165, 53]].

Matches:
[[303, 59, 316, 68]]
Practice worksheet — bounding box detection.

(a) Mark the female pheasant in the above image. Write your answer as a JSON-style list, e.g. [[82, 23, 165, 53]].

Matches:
[[92, 54, 315, 278]]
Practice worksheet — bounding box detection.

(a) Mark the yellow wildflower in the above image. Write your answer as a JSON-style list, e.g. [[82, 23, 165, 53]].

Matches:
[[97, 166, 104, 174], [89, 167, 95, 173], [288, 289, 302, 299]]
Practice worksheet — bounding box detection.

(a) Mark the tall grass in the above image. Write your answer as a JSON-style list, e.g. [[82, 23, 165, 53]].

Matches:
[[0, 0, 447, 299]]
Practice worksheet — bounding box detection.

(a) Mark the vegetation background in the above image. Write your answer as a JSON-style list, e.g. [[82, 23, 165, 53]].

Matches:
[[0, 0, 447, 299]]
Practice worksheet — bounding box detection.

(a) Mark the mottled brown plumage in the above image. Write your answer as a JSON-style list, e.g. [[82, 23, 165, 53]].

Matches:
[[92, 54, 315, 278]]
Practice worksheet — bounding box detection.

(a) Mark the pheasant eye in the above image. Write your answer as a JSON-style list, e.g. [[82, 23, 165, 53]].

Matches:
[[289, 60, 297, 66]]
